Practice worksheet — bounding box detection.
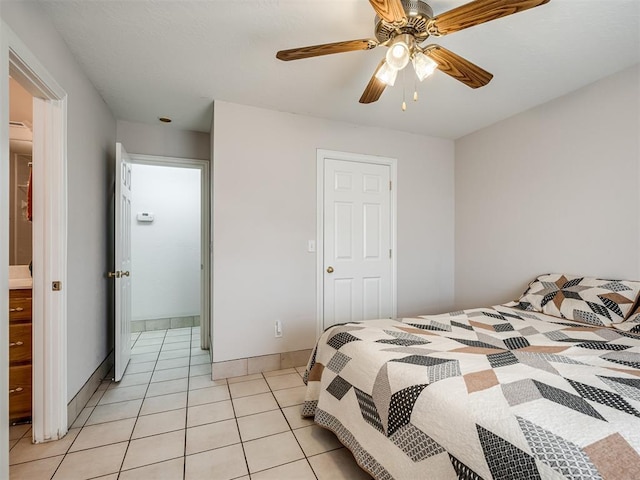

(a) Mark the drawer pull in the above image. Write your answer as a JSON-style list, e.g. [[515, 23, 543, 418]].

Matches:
[[10, 307, 25, 313], [9, 387, 24, 394], [10, 341, 24, 347]]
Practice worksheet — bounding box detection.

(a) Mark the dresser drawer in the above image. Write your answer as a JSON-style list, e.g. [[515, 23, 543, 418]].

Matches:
[[9, 293, 32, 322], [9, 364, 32, 422], [9, 323, 32, 364]]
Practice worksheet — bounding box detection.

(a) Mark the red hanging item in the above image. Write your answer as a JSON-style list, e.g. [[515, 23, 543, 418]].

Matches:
[[27, 166, 32, 222]]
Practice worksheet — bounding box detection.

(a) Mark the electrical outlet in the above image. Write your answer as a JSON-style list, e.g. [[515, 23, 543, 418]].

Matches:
[[275, 320, 283, 338]]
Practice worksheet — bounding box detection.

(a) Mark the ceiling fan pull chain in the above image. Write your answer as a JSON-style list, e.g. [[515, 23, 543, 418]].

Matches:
[[414, 75, 418, 102]]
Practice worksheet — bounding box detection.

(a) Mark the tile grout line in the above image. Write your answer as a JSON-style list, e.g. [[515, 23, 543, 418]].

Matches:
[[181, 327, 193, 480], [264, 369, 320, 480], [115, 328, 168, 478], [42, 332, 152, 480], [227, 371, 251, 479], [114, 327, 196, 476]]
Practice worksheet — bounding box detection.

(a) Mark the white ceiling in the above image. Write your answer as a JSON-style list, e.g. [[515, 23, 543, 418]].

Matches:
[[39, 0, 639, 139]]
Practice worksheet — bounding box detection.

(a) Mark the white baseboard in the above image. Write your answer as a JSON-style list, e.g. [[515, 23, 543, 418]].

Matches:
[[66, 352, 114, 428]]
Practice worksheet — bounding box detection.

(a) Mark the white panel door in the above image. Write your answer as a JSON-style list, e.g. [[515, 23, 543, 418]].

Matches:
[[324, 159, 392, 329], [113, 143, 132, 381]]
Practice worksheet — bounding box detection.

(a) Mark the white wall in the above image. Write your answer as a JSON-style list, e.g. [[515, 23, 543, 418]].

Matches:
[[116, 120, 210, 160], [211, 101, 455, 362], [1, 1, 116, 400], [455, 65, 640, 309], [131, 164, 201, 321]]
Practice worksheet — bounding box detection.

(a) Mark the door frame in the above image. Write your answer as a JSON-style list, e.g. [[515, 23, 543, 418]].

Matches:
[[128, 154, 211, 351], [1, 19, 68, 461], [315, 149, 397, 338]]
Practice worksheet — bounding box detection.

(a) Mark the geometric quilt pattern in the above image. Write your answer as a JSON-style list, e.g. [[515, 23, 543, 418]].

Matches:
[[376, 329, 430, 346], [302, 303, 640, 479], [518, 273, 640, 325], [477, 425, 541, 479], [448, 454, 483, 480], [326, 351, 351, 373], [389, 423, 445, 462], [516, 416, 600, 479], [597, 376, 640, 402], [387, 385, 428, 436], [601, 351, 640, 369], [533, 380, 605, 420], [354, 388, 385, 433], [566, 379, 640, 418]]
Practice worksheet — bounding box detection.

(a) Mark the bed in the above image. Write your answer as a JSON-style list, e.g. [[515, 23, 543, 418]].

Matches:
[[303, 274, 640, 479]]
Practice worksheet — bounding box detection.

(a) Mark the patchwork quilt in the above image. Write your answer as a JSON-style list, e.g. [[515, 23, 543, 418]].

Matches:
[[303, 305, 640, 480]]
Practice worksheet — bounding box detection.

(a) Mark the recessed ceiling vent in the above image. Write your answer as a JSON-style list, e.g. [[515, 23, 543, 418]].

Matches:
[[9, 121, 33, 141]]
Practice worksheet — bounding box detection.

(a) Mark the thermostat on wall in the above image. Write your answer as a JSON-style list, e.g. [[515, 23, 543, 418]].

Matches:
[[136, 212, 155, 223]]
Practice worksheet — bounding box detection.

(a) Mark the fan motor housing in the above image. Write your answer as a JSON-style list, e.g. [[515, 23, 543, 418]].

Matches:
[[374, 0, 434, 43]]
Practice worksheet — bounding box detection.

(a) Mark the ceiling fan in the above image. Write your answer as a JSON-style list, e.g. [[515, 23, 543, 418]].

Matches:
[[276, 0, 551, 105]]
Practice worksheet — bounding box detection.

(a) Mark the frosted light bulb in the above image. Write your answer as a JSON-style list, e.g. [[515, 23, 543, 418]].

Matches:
[[385, 41, 410, 70]]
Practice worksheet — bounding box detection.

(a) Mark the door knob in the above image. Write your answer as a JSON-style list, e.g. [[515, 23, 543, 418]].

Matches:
[[326, 266, 334, 273], [108, 271, 121, 278]]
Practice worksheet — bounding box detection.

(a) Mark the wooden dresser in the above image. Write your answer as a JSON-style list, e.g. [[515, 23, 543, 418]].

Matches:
[[9, 288, 32, 423]]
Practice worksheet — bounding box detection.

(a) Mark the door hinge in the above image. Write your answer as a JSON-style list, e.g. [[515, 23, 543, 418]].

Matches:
[[52, 281, 62, 291], [389, 249, 392, 259], [389, 180, 392, 191]]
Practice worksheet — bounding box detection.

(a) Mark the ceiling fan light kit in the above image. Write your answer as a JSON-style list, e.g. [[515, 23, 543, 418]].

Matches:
[[375, 61, 399, 86], [276, 0, 551, 106], [412, 52, 438, 82], [385, 34, 413, 70]]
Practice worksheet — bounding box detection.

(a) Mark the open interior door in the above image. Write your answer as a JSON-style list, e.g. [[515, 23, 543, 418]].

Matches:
[[111, 142, 132, 381]]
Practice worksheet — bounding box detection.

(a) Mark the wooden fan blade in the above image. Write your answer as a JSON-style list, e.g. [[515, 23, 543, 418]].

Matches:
[[359, 61, 387, 104], [368, 0, 407, 24], [430, 0, 550, 36], [425, 45, 493, 89], [276, 39, 377, 61]]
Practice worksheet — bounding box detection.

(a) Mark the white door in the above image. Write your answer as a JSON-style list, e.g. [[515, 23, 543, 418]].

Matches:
[[323, 158, 392, 329], [113, 143, 132, 381]]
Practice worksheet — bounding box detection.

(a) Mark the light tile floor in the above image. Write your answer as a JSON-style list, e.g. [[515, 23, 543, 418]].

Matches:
[[9, 327, 372, 480]]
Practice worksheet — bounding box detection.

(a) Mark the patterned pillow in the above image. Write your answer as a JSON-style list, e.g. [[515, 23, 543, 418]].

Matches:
[[517, 274, 640, 326]]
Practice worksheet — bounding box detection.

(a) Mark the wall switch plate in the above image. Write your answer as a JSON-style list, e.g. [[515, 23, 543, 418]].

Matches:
[[308, 240, 316, 253]]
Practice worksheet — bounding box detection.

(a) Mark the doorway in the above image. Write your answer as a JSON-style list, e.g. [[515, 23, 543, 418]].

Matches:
[[9, 79, 32, 266], [316, 149, 398, 334], [128, 155, 211, 353], [2, 25, 68, 478], [8, 74, 34, 428]]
